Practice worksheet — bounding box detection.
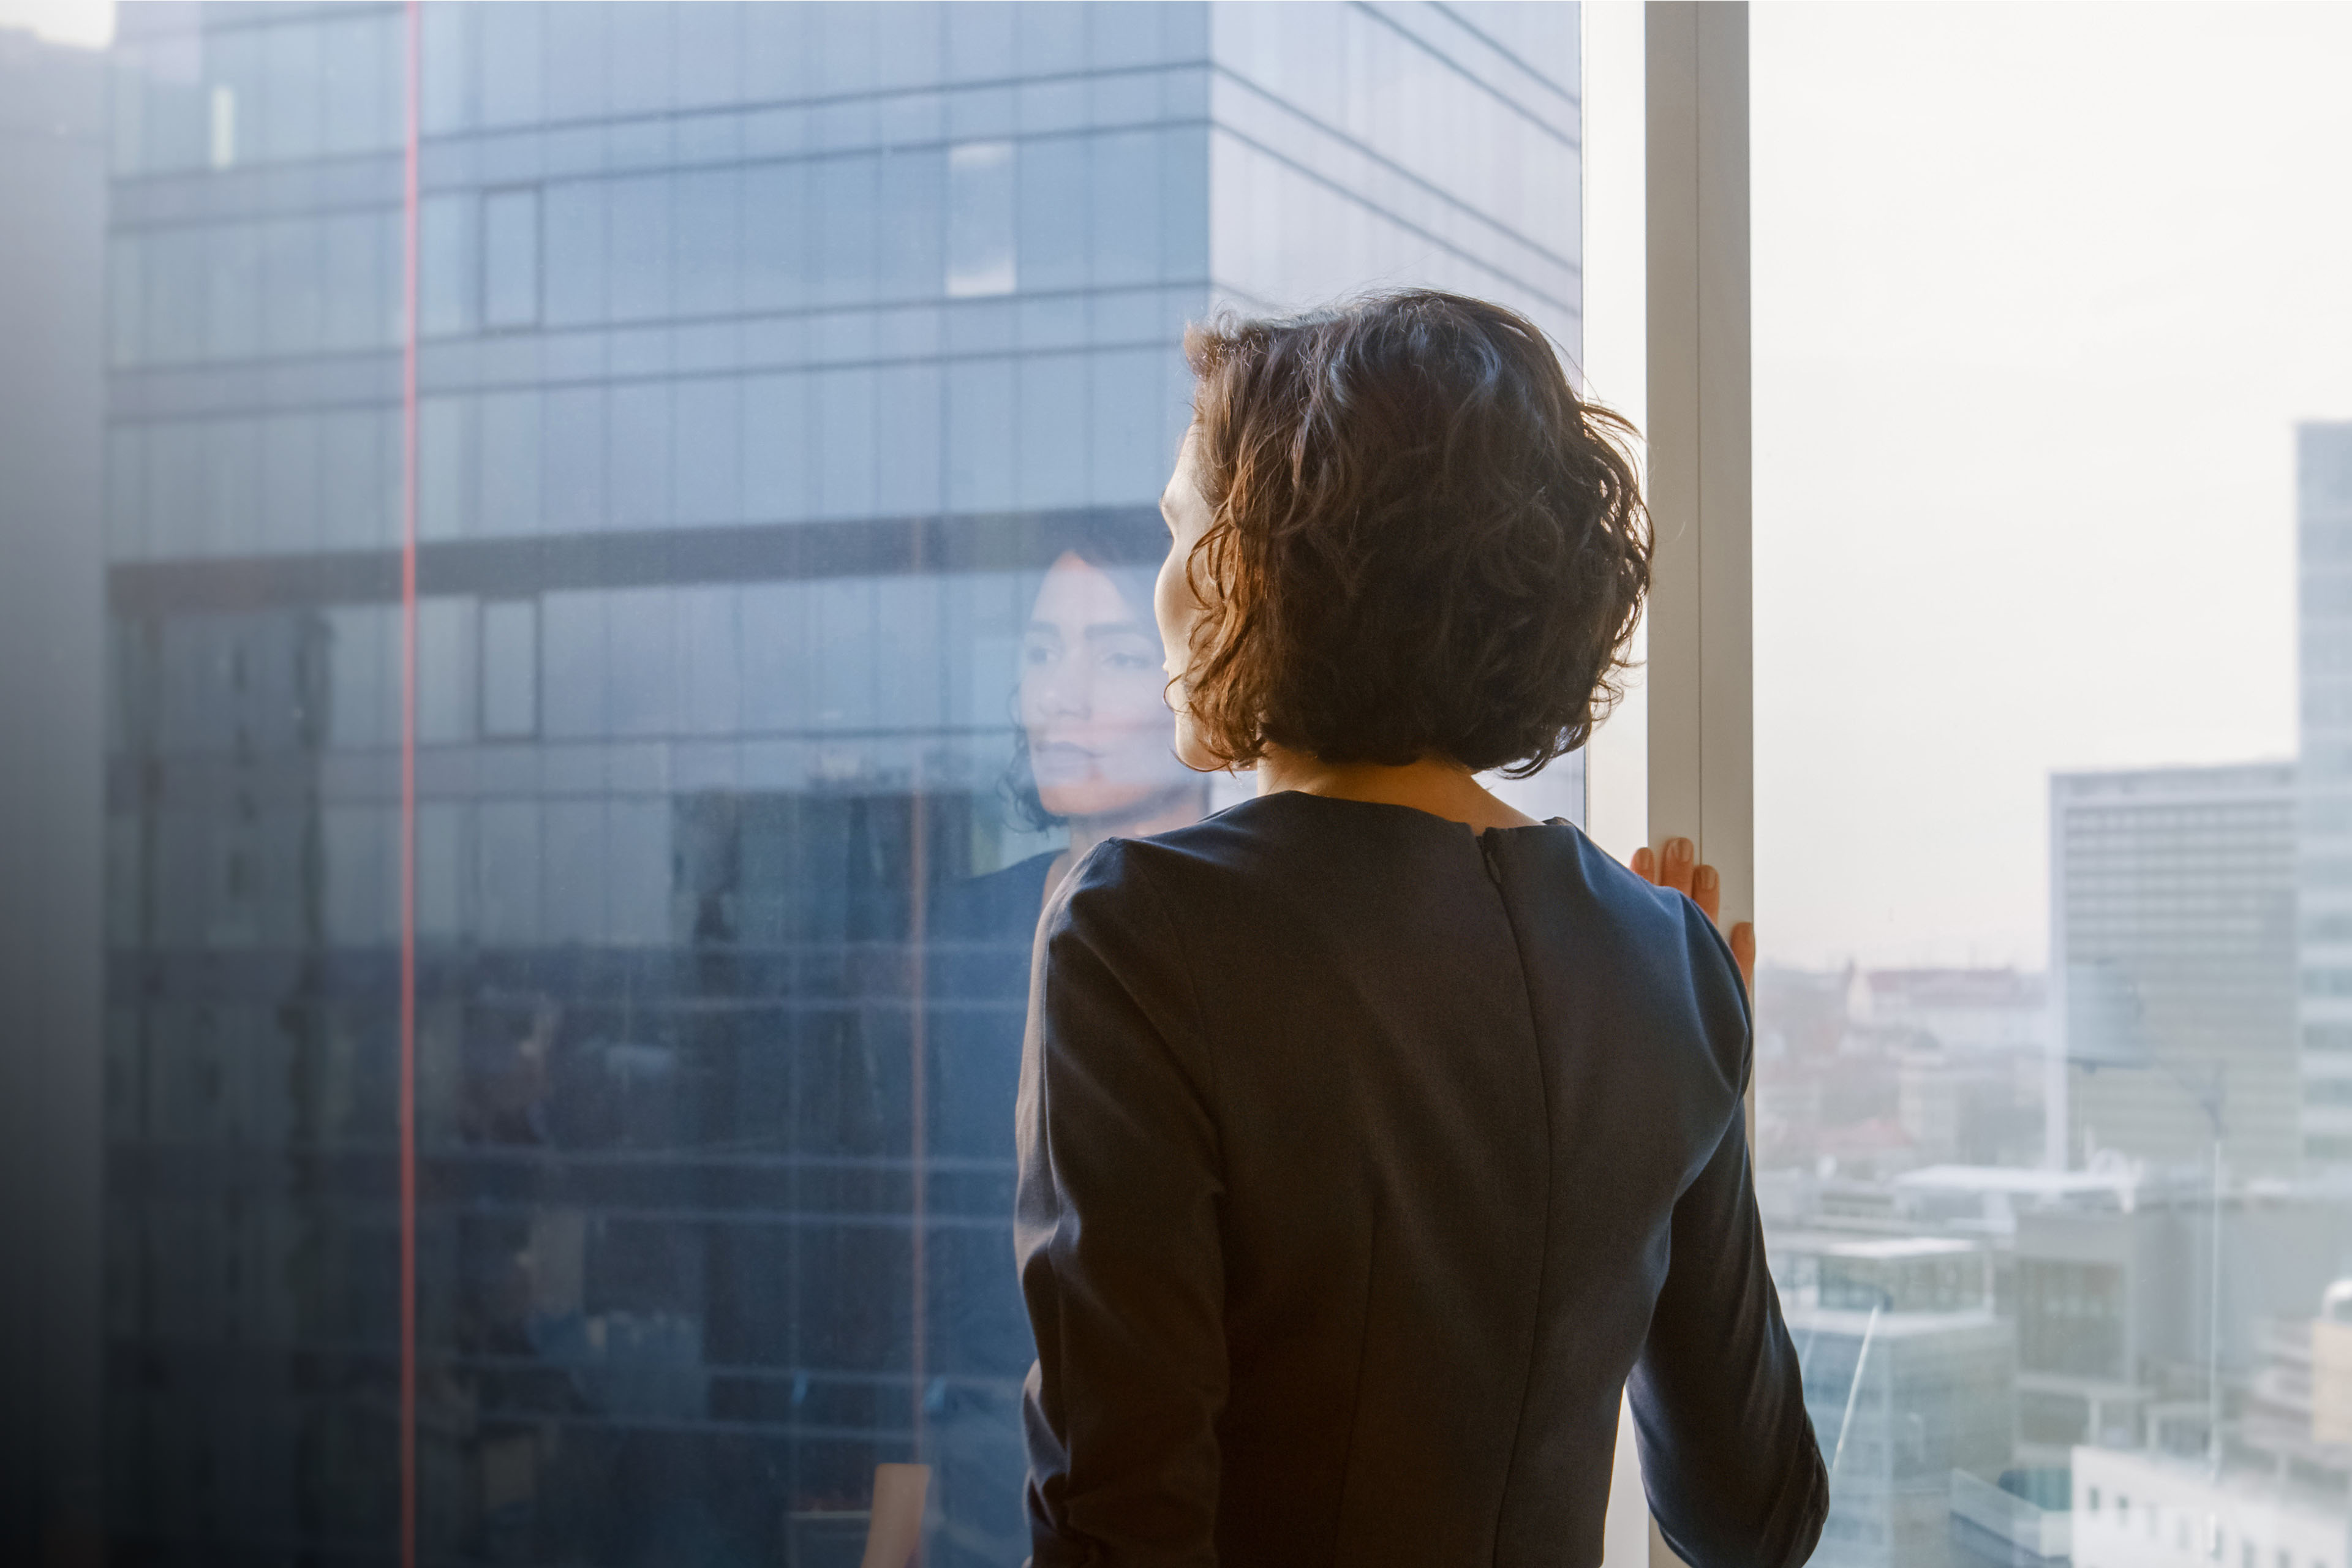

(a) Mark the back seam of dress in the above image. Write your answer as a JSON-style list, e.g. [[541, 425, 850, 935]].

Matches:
[[1482, 837, 1558, 1566], [1322, 1185, 1384, 1568]]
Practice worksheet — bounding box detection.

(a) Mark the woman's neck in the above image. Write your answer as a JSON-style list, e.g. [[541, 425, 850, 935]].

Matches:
[[1254, 747, 1540, 832]]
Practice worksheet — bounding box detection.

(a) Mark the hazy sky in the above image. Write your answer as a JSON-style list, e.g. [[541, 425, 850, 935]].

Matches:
[[1746, 3, 2352, 970], [0, 0, 107, 48], [13, 0, 2348, 973]]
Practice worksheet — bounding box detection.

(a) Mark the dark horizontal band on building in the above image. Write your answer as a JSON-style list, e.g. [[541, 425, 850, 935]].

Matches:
[[107, 1140, 1017, 1220], [108, 503, 1166, 614]]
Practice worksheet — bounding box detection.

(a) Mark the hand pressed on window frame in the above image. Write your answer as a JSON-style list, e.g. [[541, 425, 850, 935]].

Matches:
[[1630, 836, 1756, 992]]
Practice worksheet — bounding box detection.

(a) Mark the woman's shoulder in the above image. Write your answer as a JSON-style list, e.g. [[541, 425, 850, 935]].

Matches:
[[1486, 822, 1752, 1084], [1051, 796, 1736, 985], [1038, 822, 1261, 974], [931, 848, 1060, 941]]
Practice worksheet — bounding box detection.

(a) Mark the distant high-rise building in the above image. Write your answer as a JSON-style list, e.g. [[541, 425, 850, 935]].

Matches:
[[2298, 422, 2352, 1168], [2051, 763, 2299, 1176]]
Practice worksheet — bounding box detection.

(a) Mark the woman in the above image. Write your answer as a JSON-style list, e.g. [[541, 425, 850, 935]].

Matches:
[[928, 539, 1207, 1156], [919, 539, 1207, 1564], [1014, 293, 1828, 1567], [1009, 539, 1208, 893]]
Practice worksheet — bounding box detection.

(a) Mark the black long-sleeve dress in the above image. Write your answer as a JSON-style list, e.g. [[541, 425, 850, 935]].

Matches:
[[1014, 791, 1827, 1567]]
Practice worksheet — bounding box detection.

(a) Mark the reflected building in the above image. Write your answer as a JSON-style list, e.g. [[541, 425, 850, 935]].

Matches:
[[97, 4, 1585, 1564], [2051, 762, 2299, 1177], [2300, 421, 2352, 1169]]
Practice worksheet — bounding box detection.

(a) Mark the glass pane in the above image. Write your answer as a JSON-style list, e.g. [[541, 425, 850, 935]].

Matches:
[[9, 3, 1590, 1565], [1753, 10, 2352, 1567], [483, 187, 541, 331], [946, 140, 1016, 299]]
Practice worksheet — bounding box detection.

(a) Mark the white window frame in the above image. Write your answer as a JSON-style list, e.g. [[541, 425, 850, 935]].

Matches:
[[1593, 6, 1753, 1566]]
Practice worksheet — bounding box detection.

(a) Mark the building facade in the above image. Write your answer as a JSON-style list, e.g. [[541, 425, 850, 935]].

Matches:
[[2071, 1445, 2350, 1568], [2300, 422, 2352, 1167], [97, 4, 1584, 1563], [2051, 763, 2299, 1177], [1785, 1303, 2016, 1568]]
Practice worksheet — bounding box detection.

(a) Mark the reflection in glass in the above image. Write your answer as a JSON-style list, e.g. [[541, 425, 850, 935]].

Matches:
[[1014, 549, 1205, 867], [91, 2, 1583, 1562], [946, 141, 1016, 301], [482, 187, 541, 333]]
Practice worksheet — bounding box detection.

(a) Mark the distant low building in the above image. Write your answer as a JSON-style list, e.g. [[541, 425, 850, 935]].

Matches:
[[2012, 1187, 2352, 1466], [2071, 1446, 2349, 1568], [1860, 971, 2049, 1170], [1777, 1228, 2016, 1568], [1788, 1304, 2016, 1568], [1756, 966, 2050, 1178], [1860, 968, 2051, 1056], [1949, 1466, 2069, 1568], [2011, 1199, 2172, 1466], [2313, 1283, 2352, 1443]]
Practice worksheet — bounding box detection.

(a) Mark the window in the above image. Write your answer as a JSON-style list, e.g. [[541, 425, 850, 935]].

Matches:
[[34, 7, 2348, 1567], [945, 141, 1015, 300], [481, 186, 540, 330], [60, 4, 1589, 1564], [206, 81, 234, 168], [1751, 6, 2352, 1566], [480, 599, 538, 739]]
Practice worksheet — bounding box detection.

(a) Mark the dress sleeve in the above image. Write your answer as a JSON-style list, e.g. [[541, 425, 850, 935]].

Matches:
[[1629, 923, 1829, 1568], [1015, 844, 1226, 1568]]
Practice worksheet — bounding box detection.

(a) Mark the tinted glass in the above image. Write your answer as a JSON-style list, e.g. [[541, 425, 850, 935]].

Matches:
[[72, 4, 1585, 1564]]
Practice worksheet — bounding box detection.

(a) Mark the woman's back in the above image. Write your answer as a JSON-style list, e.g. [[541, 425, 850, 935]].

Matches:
[[1016, 791, 1827, 1567]]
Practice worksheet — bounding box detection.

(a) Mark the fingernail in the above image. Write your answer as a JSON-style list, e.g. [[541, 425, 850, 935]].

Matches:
[[1697, 866, 1717, 888], [1670, 838, 1692, 860]]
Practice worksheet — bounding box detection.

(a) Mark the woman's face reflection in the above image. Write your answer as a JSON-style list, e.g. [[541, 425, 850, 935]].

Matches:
[[1020, 551, 1192, 821]]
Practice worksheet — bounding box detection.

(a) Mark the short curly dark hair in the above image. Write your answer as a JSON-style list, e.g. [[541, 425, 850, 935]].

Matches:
[[1178, 289, 1650, 777]]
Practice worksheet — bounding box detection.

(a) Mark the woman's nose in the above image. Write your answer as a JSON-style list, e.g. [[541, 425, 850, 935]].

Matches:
[[1035, 668, 1091, 720]]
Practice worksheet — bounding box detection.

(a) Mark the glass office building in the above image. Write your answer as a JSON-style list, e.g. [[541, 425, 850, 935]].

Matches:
[[97, 4, 1582, 1561], [2301, 422, 2352, 1168]]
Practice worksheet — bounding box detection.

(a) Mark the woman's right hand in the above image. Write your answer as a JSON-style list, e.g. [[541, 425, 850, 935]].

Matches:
[[1630, 837, 1756, 992]]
